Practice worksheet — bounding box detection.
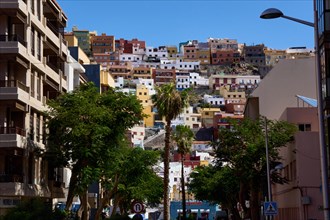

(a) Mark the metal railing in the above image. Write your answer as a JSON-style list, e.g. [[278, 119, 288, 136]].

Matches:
[[0, 126, 26, 136], [0, 80, 30, 93], [0, 174, 24, 183], [0, 34, 26, 47]]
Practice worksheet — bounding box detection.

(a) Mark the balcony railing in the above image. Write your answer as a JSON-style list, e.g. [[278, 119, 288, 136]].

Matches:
[[0, 80, 30, 93], [0, 34, 26, 47], [0, 126, 26, 137], [0, 174, 24, 183]]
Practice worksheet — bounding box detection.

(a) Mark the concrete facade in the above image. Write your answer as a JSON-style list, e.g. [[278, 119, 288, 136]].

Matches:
[[0, 0, 70, 214], [245, 57, 322, 220]]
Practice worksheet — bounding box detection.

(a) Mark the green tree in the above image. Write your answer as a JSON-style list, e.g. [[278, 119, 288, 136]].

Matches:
[[189, 117, 296, 220], [172, 125, 194, 220], [189, 165, 241, 219], [152, 83, 190, 220], [45, 82, 144, 220], [2, 198, 66, 220], [95, 147, 163, 220]]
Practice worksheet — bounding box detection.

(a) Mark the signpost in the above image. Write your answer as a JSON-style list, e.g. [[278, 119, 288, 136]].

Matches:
[[131, 201, 144, 214], [264, 201, 278, 216]]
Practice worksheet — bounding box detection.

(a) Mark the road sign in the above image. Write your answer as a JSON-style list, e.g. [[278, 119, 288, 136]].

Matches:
[[264, 201, 278, 215], [131, 201, 144, 214]]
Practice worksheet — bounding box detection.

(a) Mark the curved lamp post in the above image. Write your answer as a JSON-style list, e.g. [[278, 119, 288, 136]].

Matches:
[[260, 5, 330, 220], [260, 8, 314, 27]]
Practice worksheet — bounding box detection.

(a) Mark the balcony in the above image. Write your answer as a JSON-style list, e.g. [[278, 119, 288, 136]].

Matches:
[[0, 174, 24, 183], [0, 80, 29, 92], [0, 34, 26, 47], [0, 126, 26, 137], [0, 80, 30, 104]]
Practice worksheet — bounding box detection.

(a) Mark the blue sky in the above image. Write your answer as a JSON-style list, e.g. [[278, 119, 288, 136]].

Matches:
[[57, 0, 314, 50]]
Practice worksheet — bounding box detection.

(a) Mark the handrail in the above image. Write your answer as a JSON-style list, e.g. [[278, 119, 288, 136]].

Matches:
[[0, 126, 26, 136], [0, 34, 26, 47], [0, 80, 30, 93], [0, 174, 24, 183]]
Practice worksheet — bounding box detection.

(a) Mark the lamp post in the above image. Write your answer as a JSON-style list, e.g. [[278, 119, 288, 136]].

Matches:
[[260, 3, 330, 220]]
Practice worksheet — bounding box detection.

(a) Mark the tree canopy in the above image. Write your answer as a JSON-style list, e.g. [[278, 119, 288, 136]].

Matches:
[[45, 82, 145, 219], [189, 117, 297, 220]]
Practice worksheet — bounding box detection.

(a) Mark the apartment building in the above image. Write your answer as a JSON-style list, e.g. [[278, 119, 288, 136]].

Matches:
[[209, 74, 260, 93], [183, 106, 201, 129], [285, 47, 314, 59], [93, 51, 120, 68], [317, 1, 330, 198], [115, 38, 146, 54], [132, 66, 153, 80], [203, 94, 225, 106], [183, 44, 198, 61], [72, 26, 92, 57], [264, 48, 287, 66], [152, 69, 176, 86], [211, 49, 240, 65], [108, 63, 133, 80], [208, 38, 239, 51], [90, 33, 115, 54], [136, 84, 155, 127], [160, 59, 200, 71], [197, 43, 211, 65], [200, 108, 221, 128], [176, 72, 190, 90], [0, 0, 69, 214], [166, 46, 178, 59], [244, 58, 322, 220]]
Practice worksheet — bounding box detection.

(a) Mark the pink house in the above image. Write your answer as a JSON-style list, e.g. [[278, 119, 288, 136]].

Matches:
[[245, 58, 323, 220]]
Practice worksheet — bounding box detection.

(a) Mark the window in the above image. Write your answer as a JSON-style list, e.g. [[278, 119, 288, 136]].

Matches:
[[298, 124, 311, 131]]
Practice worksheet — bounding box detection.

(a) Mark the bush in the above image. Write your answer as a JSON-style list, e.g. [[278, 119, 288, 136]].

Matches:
[[3, 198, 67, 220]]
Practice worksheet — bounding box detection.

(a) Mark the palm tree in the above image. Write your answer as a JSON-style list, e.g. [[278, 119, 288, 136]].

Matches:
[[152, 82, 190, 220], [172, 125, 194, 220]]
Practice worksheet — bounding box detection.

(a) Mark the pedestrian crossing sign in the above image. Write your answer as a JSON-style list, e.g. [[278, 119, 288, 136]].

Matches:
[[264, 201, 278, 215]]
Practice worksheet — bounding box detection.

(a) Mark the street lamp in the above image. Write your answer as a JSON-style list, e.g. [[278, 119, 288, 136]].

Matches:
[[260, 8, 314, 27], [260, 4, 330, 220]]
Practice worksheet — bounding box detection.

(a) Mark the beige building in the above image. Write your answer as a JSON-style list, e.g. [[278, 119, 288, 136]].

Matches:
[[200, 108, 221, 128], [183, 107, 202, 129], [132, 66, 153, 80], [219, 85, 246, 104], [264, 48, 286, 67], [167, 46, 178, 59], [245, 58, 322, 220], [108, 63, 133, 80], [0, 0, 69, 214], [136, 84, 154, 127]]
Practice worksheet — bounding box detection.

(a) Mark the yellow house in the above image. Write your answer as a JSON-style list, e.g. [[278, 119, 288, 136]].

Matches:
[[220, 85, 246, 104], [64, 33, 78, 47], [197, 48, 211, 65], [136, 84, 154, 127], [200, 107, 221, 127], [166, 46, 178, 60], [100, 70, 115, 92]]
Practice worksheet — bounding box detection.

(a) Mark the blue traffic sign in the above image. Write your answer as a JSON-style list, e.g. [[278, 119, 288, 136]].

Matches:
[[264, 201, 278, 215]]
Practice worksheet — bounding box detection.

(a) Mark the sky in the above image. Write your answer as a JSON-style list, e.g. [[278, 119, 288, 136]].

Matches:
[[57, 0, 314, 50]]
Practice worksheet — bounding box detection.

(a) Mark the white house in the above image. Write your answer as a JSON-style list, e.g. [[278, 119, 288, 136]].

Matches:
[[130, 121, 146, 149], [145, 46, 168, 59], [191, 141, 213, 152], [189, 72, 209, 87], [119, 53, 144, 63], [176, 72, 190, 90], [203, 94, 225, 106], [160, 59, 200, 71], [65, 53, 86, 92]]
